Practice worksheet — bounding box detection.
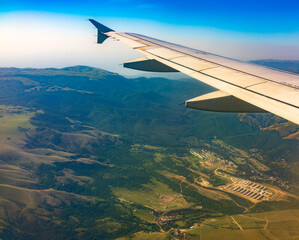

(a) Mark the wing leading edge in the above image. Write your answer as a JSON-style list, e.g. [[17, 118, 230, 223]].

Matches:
[[89, 19, 299, 125]]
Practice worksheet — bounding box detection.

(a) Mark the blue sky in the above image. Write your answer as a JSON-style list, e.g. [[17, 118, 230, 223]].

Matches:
[[2, 0, 299, 33], [0, 0, 298, 73]]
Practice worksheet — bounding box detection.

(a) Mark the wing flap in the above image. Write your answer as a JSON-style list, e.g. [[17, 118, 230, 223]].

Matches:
[[186, 91, 267, 113], [124, 58, 179, 72]]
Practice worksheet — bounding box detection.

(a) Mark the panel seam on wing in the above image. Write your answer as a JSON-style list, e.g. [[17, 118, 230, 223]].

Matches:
[[245, 81, 268, 89], [141, 51, 299, 109], [127, 33, 299, 90]]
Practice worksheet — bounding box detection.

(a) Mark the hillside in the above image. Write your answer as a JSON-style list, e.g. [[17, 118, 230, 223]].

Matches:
[[0, 64, 298, 239], [251, 59, 299, 74]]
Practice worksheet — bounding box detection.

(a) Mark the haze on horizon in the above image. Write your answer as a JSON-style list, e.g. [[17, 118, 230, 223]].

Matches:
[[0, 0, 298, 75]]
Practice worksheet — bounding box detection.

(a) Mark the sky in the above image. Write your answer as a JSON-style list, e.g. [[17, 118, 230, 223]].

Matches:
[[0, 0, 298, 74]]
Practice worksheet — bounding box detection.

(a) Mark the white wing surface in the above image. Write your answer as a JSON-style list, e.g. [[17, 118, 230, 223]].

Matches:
[[89, 19, 299, 125]]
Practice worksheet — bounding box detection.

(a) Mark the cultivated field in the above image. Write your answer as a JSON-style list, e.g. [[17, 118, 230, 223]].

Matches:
[[188, 209, 299, 240]]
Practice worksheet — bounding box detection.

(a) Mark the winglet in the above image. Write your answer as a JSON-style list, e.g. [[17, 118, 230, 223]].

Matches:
[[89, 19, 114, 44]]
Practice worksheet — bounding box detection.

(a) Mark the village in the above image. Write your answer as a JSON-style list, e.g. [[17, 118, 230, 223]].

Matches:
[[190, 146, 291, 203]]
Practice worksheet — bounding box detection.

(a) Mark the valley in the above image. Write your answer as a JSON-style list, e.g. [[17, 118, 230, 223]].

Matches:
[[0, 64, 298, 239]]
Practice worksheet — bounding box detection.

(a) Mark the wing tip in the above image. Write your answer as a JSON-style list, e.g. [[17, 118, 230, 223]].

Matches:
[[88, 19, 114, 33], [89, 19, 114, 44]]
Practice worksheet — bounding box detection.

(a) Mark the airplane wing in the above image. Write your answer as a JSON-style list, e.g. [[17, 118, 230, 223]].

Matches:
[[89, 19, 299, 125]]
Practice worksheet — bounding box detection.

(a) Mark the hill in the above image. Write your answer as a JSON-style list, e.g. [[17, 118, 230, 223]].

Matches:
[[250, 59, 299, 74], [0, 64, 298, 239]]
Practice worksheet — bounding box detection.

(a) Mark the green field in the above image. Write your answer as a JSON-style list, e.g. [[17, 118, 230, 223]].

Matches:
[[188, 209, 299, 240], [113, 178, 191, 212], [0, 105, 38, 142]]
